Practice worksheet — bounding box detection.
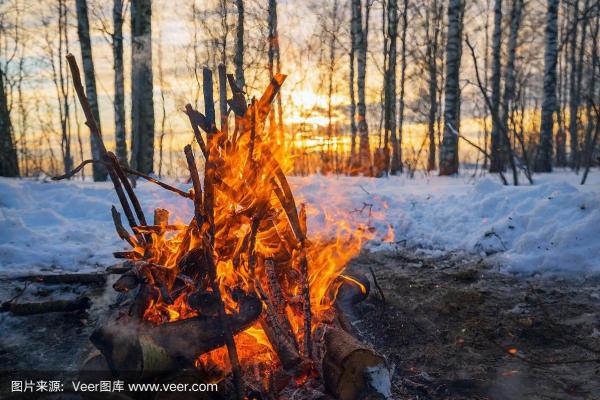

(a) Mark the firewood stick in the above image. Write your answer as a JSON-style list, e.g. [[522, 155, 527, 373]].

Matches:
[[205, 250, 244, 400], [203, 68, 217, 136], [184, 145, 204, 228], [201, 67, 243, 400], [218, 64, 228, 136], [121, 165, 192, 199], [264, 258, 299, 350], [53, 158, 192, 199], [184, 104, 208, 157], [132, 225, 186, 234], [299, 251, 312, 359], [107, 151, 148, 229], [66, 54, 139, 233], [255, 283, 302, 369], [113, 251, 143, 259], [111, 206, 137, 247]]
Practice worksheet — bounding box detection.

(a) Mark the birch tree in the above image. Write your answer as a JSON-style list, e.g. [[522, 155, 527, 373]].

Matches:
[[76, 0, 107, 181], [500, 0, 523, 140], [357, 0, 372, 172], [489, 0, 503, 172], [534, 0, 559, 173], [383, 0, 398, 174], [349, 0, 359, 169], [0, 66, 18, 176], [113, 0, 127, 165], [130, 0, 154, 174], [439, 0, 463, 175], [391, 0, 408, 174]]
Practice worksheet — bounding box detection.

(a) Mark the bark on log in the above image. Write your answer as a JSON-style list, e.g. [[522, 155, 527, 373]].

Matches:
[[322, 326, 390, 400], [90, 293, 261, 379], [15, 273, 107, 286], [6, 296, 91, 315]]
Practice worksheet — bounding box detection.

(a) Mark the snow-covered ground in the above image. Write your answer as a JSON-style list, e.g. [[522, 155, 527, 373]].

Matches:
[[1, 171, 599, 276]]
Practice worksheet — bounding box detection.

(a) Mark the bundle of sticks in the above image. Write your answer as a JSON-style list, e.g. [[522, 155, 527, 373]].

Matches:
[[60, 55, 389, 400]]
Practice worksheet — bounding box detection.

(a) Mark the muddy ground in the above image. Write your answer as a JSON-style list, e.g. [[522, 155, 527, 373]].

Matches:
[[346, 249, 600, 400], [0, 250, 599, 399]]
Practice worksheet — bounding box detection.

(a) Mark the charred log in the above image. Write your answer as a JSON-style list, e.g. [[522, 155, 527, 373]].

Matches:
[[5, 296, 91, 315], [90, 293, 261, 378]]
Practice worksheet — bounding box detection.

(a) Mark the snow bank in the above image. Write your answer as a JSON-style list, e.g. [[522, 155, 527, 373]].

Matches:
[[0, 171, 598, 276], [292, 172, 600, 274]]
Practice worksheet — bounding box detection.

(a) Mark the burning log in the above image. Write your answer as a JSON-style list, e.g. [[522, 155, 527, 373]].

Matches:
[[5, 296, 91, 315], [322, 326, 390, 400], [90, 293, 261, 379]]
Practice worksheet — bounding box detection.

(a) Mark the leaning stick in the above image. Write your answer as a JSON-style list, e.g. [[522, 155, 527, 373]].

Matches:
[[65, 54, 140, 232], [218, 64, 228, 136], [184, 145, 204, 229], [111, 206, 137, 247], [107, 152, 148, 229], [184, 104, 208, 157], [199, 68, 243, 400]]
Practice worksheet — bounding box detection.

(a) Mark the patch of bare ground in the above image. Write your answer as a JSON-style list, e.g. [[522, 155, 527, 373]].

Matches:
[[345, 249, 600, 400]]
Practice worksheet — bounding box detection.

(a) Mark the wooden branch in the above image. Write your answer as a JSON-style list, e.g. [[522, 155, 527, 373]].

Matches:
[[66, 54, 139, 231], [184, 144, 204, 228], [51, 159, 99, 180], [218, 64, 228, 135], [264, 258, 299, 350], [256, 283, 303, 370], [107, 151, 148, 228], [111, 205, 137, 247], [122, 166, 192, 199], [53, 158, 192, 199], [184, 104, 208, 157]]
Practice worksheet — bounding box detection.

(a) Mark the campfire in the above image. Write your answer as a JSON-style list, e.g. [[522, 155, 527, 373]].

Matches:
[[60, 55, 390, 399]]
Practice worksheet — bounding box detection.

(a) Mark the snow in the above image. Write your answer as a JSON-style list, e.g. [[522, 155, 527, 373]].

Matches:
[[1, 171, 599, 276]]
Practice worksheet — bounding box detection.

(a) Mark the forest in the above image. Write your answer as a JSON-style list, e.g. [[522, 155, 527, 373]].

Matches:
[[0, 0, 597, 180], [0, 1, 599, 399]]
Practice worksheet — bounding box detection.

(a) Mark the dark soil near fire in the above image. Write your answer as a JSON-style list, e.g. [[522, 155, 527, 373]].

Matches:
[[0, 250, 599, 399], [346, 249, 600, 400]]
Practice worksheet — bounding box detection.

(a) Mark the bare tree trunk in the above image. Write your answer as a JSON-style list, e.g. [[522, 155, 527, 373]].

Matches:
[[75, 0, 107, 181], [581, 8, 599, 183], [0, 67, 19, 177], [267, 0, 278, 142], [391, 0, 407, 174], [501, 0, 523, 143], [383, 0, 398, 175], [57, 0, 72, 175], [357, 0, 372, 173], [555, 3, 568, 167], [572, 0, 590, 171], [349, 0, 360, 169], [234, 0, 245, 90], [489, 0, 503, 172], [439, 0, 463, 176], [426, 0, 442, 172], [534, 0, 559, 173], [113, 0, 128, 165], [567, 0, 580, 169], [130, 0, 154, 174]]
